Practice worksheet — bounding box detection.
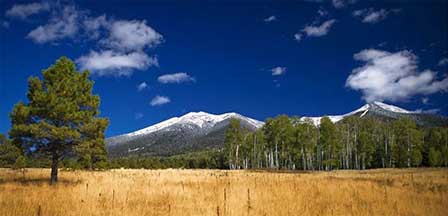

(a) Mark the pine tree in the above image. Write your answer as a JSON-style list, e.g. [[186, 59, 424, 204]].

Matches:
[[75, 118, 109, 169], [9, 57, 108, 184]]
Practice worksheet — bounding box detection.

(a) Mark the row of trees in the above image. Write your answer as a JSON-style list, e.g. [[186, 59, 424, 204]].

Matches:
[[225, 116, 448, 170]]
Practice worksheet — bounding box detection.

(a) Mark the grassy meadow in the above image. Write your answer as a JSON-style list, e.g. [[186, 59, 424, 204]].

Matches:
[[0, 168, 447, 216]]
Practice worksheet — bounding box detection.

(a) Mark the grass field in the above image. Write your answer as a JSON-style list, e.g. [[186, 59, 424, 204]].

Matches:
[[0, 168, 447, 216]]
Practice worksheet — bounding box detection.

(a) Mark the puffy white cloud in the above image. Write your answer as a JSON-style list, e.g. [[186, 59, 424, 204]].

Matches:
[[438, 58, 448, 66], [18, 2, 163, 77], [353, 8, 390, 23], [27, 6, 80, 43], [137, 82, 148, 91], [302, 19, 336, 37], [346, 49, 448, 102], [103, 20, 163, 51], [264, 16, 277, 22], [157, 73, 195, 84], [76, 50, 158, 76], [271, 67, 286, 76], [150, 95, 170, 106], [5, 2, 50, 19]]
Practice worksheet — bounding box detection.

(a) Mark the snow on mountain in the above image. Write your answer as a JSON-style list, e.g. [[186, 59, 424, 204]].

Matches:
[[301, 101, 414, 126], [372, 101, 413, 113], [124, 111, 264, 137]]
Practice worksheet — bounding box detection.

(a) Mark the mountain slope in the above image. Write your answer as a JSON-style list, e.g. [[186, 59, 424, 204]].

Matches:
[[106, 112, 263, 157], [301, 101, 448, 127]]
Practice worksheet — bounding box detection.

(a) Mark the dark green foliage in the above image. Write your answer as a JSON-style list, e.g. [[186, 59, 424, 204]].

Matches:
[[109, 150, 226, 169], [8, 57, 108, 184], [224, 119, 243, 169], [429, 148, 441, 167], [13, 155, 27, 170], [0, 134, 22, 167]]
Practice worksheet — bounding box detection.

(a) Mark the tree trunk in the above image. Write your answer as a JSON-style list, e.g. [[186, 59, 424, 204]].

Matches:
[[235, 144, 240, 169], [50, 152, 59, 185], [407, 129, 411, 168]]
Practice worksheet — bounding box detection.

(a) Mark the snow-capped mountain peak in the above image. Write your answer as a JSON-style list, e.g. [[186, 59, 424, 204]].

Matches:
[[301, 101, 414, 126], [124, 111, 263, 137]]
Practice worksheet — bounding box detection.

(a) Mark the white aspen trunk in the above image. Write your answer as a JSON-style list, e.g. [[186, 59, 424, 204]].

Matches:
[[275, 142, 278, 168], [235, 144, 240, 169]]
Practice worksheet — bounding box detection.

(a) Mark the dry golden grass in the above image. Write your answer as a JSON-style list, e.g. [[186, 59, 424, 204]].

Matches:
[[0, 168, 447, 216]]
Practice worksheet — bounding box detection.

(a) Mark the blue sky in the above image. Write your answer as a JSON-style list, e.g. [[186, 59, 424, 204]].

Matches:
[[1, 0, 447, 137]]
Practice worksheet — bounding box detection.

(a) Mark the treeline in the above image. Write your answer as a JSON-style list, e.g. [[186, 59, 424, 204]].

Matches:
[[108, 151, 226, 169], [225, 116, 448, 170], [0, 134, 225, 170]]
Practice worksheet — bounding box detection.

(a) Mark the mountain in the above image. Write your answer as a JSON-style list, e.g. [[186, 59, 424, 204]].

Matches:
[[301, 101, 448, 127], [106, 112, 263, 158], [107, 102, 447, 158]]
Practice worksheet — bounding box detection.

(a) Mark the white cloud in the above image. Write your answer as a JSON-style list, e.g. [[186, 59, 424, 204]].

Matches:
[[332, 0, 357, 9], [438, 58, 448, 66], [16, 2, 163, 78], [150, 95, 170, 106], [346, 49, 448, 102], [76, 50, 158, 76], [137, 82, 148, 91], [264, 16, 277, 22], [302, 19, 336, 37], [294, 33, 302, 42], [353, 8, 390, 24], [157, 73, 195, 84], [103, 20, 163, 51], [27, 6, 80, 43], [5, 2, 50, 19], [271, 67, 286, 76]]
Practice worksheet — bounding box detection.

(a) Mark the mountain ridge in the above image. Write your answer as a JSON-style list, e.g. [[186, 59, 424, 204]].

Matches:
[[106, 102, 447, 157], [300, 101, 416, 125]]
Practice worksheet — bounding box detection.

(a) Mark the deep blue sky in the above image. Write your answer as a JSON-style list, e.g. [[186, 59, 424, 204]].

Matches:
[[1, 0, 447, 137]]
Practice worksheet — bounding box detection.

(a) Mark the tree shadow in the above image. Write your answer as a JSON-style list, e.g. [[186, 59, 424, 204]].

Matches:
[[0, 177, 83, 186]]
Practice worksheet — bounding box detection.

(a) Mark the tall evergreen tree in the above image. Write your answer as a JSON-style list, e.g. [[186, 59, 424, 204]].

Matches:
[[9, 57, 108, 184]]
